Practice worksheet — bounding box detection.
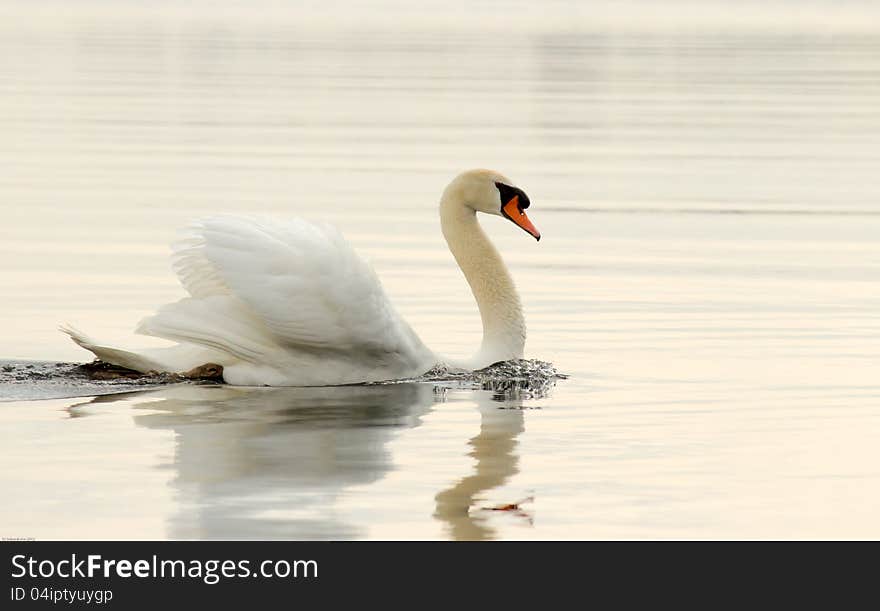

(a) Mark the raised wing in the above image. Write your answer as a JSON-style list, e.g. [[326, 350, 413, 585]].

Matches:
[[146, 215, 431, 367]]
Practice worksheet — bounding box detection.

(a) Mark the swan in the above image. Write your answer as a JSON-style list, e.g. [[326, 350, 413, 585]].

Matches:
[[61, 169, 541, 386]]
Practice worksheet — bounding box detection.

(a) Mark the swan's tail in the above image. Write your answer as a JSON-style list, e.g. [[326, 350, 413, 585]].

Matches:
[[59, 324, 165, 373]]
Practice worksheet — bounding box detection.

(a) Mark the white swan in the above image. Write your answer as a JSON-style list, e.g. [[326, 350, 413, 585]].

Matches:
[[62, 169, 541, 386]]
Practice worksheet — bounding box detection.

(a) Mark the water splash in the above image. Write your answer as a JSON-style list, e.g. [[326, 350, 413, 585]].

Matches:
[[376, 359, 568, 400]]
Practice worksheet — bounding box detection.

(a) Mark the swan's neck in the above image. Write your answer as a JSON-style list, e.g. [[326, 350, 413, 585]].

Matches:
[[440, 190, 525, 368]]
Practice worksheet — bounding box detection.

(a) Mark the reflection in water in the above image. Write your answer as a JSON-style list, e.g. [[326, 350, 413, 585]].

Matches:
[[433, 392, 527, 541], [72, 384, 437, 539], [67, 381, 536, 540], [69, 381, 542, 539]]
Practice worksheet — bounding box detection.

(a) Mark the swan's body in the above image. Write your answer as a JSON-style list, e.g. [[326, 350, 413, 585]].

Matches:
[[63, 169, 540, 386]]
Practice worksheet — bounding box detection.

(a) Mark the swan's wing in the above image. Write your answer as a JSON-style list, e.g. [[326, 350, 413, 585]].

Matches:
[[152, 215, 431, 367], [171, 226, 231, 298], [137, 295, 277, 363]]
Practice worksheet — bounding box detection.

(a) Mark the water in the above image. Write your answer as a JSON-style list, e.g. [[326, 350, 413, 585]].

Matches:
[[2, 1, 879, 539]]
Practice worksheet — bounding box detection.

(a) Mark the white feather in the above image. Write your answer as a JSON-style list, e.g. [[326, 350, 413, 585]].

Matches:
[[59, 324, 224, 373]]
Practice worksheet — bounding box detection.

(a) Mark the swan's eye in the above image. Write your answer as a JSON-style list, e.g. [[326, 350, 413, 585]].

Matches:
[[495, 182, 530, 213]]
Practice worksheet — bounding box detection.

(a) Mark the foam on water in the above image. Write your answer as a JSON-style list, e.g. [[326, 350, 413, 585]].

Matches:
[[397, 359, 567, 400], [0, 359, 566, 402]]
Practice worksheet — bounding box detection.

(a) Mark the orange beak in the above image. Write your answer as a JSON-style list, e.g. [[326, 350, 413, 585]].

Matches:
[[502, 196, 541, 241]]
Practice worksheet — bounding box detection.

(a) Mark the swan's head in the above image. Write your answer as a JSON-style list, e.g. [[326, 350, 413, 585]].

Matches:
[[449, 169, 541, 241]]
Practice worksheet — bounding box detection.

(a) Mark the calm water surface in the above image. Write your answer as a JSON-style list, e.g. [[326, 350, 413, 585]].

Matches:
[[1, 2, 879, 539]]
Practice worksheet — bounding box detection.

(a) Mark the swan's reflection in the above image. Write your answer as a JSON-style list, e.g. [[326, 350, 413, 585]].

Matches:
[[70, 380, 537, 540], [433, 392, 528, 541]]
